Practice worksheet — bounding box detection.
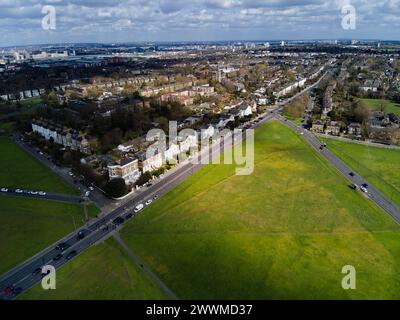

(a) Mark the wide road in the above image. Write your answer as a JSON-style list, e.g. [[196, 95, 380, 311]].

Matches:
[[0, 188, 83, 204], [277, 114, 400, 223]]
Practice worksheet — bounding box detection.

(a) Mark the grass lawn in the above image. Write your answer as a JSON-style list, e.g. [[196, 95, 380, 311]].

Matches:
[[21, 238, 168, 300], [321, 137, 400, 207], [0, 135, 78, 195], [119, 121, 400, 299], [0, 195, 99, 275], [361, 99, 400, 115]]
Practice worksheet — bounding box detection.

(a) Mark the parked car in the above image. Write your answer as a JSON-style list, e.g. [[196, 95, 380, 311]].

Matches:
[[113, 217, 124, 225], [134, 204, 144, 213], [15, 189, 23, 193], [38, 191, 47, 196], [66, 250, 77, 260], [1, 188, 8, 192], [125, 213, 133, 220], [349, 172, 355, 177], [153, 195, 159, 200], [360, 186, 369, 194], [77, 230, 85, 240], [53, 253, 63, 261], [56, 242, 69, 251], [145, 199, 153, 206]]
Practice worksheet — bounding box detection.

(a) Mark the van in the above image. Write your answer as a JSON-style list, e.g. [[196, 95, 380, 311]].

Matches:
[[134, 204, 144, 213]]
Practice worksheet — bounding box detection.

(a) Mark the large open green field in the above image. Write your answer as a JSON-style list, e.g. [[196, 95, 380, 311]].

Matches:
[[0, 135, 78, 195], [116, 121, 400, 299], [0, 195, 99, 275], [361, 99, 400, 115], [321, 137, 400, 207], [21, 238, 168, 300]]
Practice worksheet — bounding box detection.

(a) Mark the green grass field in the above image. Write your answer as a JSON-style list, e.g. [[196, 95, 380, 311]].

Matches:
[[0, 136, 78, 195], [321, 137, 400, 207], [361, 99, 400, 115], [21, 238, 168, 300], [116, 121, 400, 299], [0, 195, 99, 275]]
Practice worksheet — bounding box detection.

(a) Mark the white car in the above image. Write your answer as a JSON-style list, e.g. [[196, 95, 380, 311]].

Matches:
[[145, 199, 153, 206], [15, 189, 23, 193], [30, 191, 38, 195], [134, 204, 144, 213], [38, 191, 47, 196], [1, 188, 8, 192], [360, 186, 369, 194]]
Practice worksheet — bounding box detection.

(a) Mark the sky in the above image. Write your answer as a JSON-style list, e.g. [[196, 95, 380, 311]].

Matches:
[[0, 0, 399, 47]]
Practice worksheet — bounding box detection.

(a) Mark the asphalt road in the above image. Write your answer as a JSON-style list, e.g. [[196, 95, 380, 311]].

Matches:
[[0, 188, 83, 204]]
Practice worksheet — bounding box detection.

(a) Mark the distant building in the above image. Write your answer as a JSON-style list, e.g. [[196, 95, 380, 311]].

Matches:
[[107, 158, 141, 184], [311, 120, 325, 133], [347, 123, 362, 137], [325, 121, 341, 136]]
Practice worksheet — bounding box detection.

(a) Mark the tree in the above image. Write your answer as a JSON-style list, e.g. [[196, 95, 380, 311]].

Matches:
[[135, 172, 152, 187], [104, 178, 127, 198]]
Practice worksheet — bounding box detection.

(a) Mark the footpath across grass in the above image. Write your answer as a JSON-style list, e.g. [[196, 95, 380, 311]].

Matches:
[[321, 137, 400, 207], [0, 195, 99, 275], [118, 121, 400, 299], [21, 238, 168, 300]]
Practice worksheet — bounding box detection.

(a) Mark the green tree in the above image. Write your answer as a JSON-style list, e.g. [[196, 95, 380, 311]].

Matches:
[[104, 178, 127, 198]]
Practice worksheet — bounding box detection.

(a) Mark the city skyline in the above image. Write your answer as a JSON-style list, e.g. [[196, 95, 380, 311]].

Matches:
[[1, 0, 399, 47]]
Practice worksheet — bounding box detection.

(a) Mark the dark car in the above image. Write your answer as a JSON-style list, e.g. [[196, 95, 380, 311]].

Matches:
[[113, 217, 124, 225], [66, 250, 77, 260], [77, 230, 85, 240], [125, 213, 133, 220], [362, 183, 369, 189], [32, 267, 42, 276], [349, 172, 355, 177], [56, 242, 69, 251], [53, 253, 63, 261], [12, 287, 23, 296]]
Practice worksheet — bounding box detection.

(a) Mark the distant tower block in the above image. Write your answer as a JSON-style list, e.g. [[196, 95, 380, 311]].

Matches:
[[281, 41, 285, 47]]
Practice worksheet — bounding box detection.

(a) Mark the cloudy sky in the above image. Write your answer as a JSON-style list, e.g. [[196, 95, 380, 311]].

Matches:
[[0, 0, 399, 47]]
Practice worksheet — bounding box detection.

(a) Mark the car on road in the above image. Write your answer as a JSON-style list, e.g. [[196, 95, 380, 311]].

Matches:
[[39, 152, 44, 155], [89, 186, 94, 191], [15, 189, 23, 193], [113, 217, 124, 225], [53, 253, 63, 261], [12, 287, 22, 296], [145, 199, 153, 206], [350, 184, 358, 190], [134, 204, 144, 213], [66, 250, 77, 260], [349, 172, 355, 177], [32, 267, 42, 276], [56, 242, 69, 251], [362, 183, 369, 189], [125, 213, 133, 220], [153, 195, 159, 200], [38, 191, 47, 196], [1, 188, 8, 192], [77, 230, 86, 240], [360, 186, 369, 194], [30, 191, 38, 195]]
